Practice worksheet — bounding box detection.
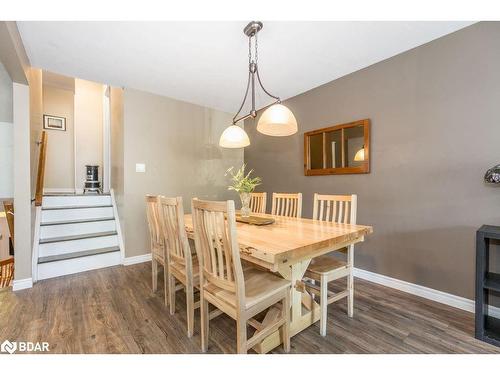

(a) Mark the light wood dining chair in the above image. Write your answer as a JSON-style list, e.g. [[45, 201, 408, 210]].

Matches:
[[305, 193, 357, 336], [250, 192, 267, 214], [271, 192, 302, 218], [145, 195, 168, 305], [157, 196, 199, 337], [192, 198, 291, 354]]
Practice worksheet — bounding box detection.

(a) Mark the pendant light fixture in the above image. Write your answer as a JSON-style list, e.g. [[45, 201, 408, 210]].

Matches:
[[219, 21, 298, 148], [219, 125, 250, 148]]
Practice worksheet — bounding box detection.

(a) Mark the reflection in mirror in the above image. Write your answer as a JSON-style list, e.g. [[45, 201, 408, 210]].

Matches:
[[344, 125, 365, 167], [304, 119, 370, 175], [309, 133, 323, 169], [325, 130, 342, 168]]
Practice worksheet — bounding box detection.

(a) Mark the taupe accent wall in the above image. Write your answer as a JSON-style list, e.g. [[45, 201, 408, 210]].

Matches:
[[244, 22, 500, 300], [116, 88, 243, 258]]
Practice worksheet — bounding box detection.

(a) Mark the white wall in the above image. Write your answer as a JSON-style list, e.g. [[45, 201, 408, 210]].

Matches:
[[13, 82, 31, 282], [0, 61, 12, 123], [74, 79, 103, 192], [0, 61, 13, 198], [29, 68, 42, 198], [42, 85, 75, 190], [0, 121, 13, 198]]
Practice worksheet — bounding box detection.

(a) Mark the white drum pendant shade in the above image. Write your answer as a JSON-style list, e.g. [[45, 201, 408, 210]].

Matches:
[[219, 125, 250, 148], [257, 104, 298, 136]]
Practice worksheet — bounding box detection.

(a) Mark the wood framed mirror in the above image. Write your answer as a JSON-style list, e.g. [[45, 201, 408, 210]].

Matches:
[[304, 119, 370, 176]]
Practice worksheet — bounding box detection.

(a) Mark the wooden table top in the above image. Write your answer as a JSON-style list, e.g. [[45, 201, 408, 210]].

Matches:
[[184, 213, 373, 271]]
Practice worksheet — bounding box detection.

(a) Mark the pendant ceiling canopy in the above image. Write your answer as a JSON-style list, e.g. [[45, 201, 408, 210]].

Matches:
[[219, 21, 298, 148]]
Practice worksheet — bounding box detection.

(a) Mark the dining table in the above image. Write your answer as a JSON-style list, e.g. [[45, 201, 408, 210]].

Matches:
[[183, 212, 373, 353]]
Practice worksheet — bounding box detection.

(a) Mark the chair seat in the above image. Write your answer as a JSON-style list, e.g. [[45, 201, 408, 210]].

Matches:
[[305, 255, 347, 280], [170, 255, 200, 285], [152, 243, 165, 263], [205, 267, 290, 309]]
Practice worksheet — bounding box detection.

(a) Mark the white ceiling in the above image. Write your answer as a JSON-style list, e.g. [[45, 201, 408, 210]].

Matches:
[[18, 21, 474, 114]]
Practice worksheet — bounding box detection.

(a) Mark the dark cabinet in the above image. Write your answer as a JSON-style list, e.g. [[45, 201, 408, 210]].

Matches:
[[475, 225, 500, 347]]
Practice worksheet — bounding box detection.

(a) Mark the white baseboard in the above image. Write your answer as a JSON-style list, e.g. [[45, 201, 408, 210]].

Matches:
[[12, 278, 33, 291], [123, 253, 152, 266], [43, 188, 75, 194], [354, 267, 500, 319], [10, 256, 500, 319]]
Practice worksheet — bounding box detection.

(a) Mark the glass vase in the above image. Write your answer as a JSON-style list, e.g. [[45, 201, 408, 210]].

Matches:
[[240, 192, 251, 218]]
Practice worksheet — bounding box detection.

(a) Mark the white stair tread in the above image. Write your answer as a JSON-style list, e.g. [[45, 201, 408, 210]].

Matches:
[[41, 206, 115, 224], [40, 217, 115, 226], [39, 231, 117, 244], [37, 251, 121, 280], [38, 246, 120, 264], [43, 193, 110, 197], [40, 219, 116, 240], [38, 234, 119, 258], [42, 204, 113, 210], [42, 195, 112, 209]]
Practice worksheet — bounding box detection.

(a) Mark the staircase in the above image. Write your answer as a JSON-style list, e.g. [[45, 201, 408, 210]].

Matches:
[[33, 193, 122, 281]]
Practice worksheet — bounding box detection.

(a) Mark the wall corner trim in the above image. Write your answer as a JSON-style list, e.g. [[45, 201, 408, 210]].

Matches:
[[110, 189, 125, 262], [12, 278, 33, 291], [354, 267, 500, 319], [122, 253, 152, 266]]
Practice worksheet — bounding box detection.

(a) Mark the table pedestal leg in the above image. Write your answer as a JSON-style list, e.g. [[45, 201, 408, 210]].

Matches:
[[254, 259, 320, 353]]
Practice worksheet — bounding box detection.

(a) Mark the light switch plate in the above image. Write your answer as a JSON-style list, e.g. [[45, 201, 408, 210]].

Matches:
[[135, 163, 146, 173]]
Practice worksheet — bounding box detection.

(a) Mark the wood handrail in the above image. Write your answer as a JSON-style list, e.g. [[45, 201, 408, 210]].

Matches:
[[0, 256, 14, 288], [3, 201, 14, 247], [35, 131, 47, 206]]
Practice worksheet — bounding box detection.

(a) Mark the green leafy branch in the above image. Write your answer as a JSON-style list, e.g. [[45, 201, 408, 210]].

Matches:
[[225, 164, 262, 194]]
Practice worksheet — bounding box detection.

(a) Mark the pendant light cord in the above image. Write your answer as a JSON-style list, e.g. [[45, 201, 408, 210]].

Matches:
[[232, 28, 281, 125], [232, 71, 251, 124]]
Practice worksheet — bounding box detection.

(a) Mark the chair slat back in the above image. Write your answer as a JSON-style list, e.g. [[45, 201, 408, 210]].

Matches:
[[192, 199, 244, 299], [271, 193, 302, 218], [250, 192, 267, 214], [145, 195, 163, 257], [312, 194, 357, 224], [0, 257, 14, 288], [157, 196, 191, 267]]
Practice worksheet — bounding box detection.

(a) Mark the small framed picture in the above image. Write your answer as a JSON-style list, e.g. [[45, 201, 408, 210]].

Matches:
[[43, 115, 66, 131]]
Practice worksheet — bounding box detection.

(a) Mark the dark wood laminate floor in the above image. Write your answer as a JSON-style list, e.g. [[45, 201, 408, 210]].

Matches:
[[1, 262, 499, 354]]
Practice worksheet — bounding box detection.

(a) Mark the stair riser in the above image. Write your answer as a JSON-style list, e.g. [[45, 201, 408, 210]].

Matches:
[[40, 220, 116, 240], [42, 195, 111, 208], [39, 235, 119, 258], [41, 207, 114, 224], [37, 251, 121, 280]]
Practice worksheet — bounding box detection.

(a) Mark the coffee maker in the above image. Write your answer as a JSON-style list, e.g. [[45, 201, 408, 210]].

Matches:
[[83, 165, 101, 194]]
